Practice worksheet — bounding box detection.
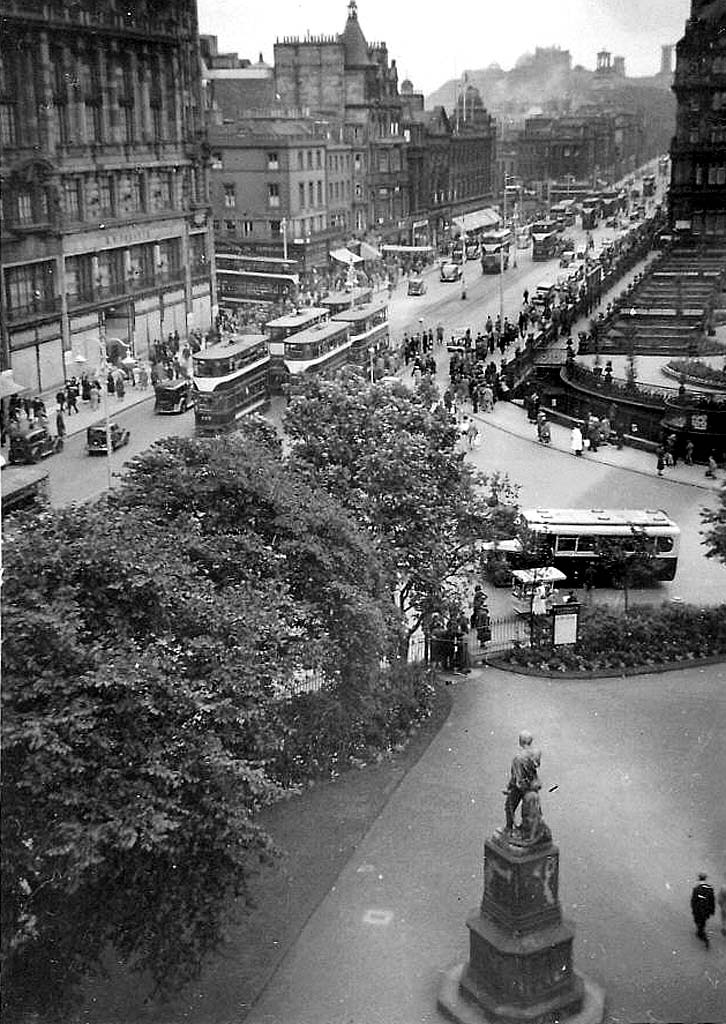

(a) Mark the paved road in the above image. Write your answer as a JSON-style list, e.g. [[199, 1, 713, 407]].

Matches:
[[245, 663, 726, 1024]]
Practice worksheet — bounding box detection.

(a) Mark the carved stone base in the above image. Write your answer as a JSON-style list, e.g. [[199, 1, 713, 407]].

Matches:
[[438, 963, 605, 1024]]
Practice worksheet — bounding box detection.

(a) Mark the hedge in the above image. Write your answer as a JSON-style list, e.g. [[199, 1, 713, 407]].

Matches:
[[496, 603, 726, 674], [270, 663, 436, 785]]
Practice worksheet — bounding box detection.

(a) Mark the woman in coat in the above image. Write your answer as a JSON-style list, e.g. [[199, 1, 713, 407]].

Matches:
[[570, 423, 584, 456]]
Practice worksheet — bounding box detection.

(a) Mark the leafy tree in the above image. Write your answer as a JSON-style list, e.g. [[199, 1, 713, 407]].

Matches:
[[702, 487, 726, 564], [284, 377, 519, 652], [594, 527, 658, 611], [116, 426, 397, 685], [1, 427, 395, 1016]]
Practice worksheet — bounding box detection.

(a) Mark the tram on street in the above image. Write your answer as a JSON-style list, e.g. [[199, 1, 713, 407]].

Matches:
[[216, 253, 300, 307], [282, 320, 352, 383], [517, 508, 680, 583], [531, 227, 559, 261], [264, 307, 330, 391], [480, 228, 512, 273], [193, 334, 270, 434], [331, 298, 389, 371]]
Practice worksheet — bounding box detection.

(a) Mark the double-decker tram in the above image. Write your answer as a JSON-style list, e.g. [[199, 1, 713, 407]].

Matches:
[[193, 334, 270, 435], [283, 320, 352, 383], [216, 253, 300, 307], [331, 298, 389, 370], [531, 228, 559, 261], [264, 306, 330, 391], [518, 508, 680, 583], [480, 228, 512, 273]]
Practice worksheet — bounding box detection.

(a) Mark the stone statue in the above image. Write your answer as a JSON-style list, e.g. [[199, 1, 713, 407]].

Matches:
[[502, 731, 550, 845]]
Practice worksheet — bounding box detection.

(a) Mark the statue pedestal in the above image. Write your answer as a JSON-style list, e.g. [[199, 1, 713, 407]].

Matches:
[[438, 832, 605, 1024]]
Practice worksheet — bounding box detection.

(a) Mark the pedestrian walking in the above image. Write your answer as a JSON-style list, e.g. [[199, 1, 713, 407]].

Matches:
[[55, 406, 66, 450], [65, 380, 79, 415], [684, 440, 694, 466], [466, 419, 479, 449], [717, 875, 726, 936], [705, 452, 718, 478], [55, 389, 66, 413], [691, 873, 715, 948], [656, 446, 666, 477], [570, 423, 584, 456]]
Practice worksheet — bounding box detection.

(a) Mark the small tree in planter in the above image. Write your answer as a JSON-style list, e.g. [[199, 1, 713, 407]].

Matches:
[[594, 528, 658, 612]]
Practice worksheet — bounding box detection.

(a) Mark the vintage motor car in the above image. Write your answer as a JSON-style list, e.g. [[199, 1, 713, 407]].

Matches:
[[8, 426, 61, 465], [407, 277, 427, 296], [86, 421, 131, 455], [440, 261, 462, 282], [154, 377, 193, 414]]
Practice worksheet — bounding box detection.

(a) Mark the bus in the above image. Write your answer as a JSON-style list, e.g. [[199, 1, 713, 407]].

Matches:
[[517, 508, 680, 583], [480, 228, 512, 273], [531, 228, 559, 261], [581, 198, 601, 230], [283, 320, 352, 382], [331, 298, 389, 370], [642, 174, 657, 198], [264, 306, 330, 391], [216, 253, 300, 307], [193, 334, 270, 435], [549, 200, 577, 228]]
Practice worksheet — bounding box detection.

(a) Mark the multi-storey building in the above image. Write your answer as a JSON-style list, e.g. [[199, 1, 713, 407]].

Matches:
[[669, 0, 726, 240], [273, 1, 408, 242], [400, 81, 497, 247], [0, 0, 215, 393], [208, 117, 349, 272], [515, 109, 641, 187]]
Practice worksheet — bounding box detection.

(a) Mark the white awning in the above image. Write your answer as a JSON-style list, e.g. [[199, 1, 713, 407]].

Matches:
[[359, 241, 382, 261], [381, 244, 433, 254], [452, 208, 500, 233], [330, 248, 363, 265]]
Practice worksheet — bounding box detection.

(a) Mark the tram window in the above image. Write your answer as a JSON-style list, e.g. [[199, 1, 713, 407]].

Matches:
[[555, 536, 577, 553], [657, 536, 674, 553], [576, 536, 596, 552]]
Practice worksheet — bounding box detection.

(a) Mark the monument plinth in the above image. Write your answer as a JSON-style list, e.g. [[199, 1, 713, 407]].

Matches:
[[438, 732, 605, 1024]]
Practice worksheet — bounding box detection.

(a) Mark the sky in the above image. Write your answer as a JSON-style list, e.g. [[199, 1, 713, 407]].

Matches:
[[196, 0, 692, 97]]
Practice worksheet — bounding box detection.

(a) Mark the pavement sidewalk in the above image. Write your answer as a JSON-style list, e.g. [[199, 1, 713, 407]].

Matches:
[[471, 398, 724, 494]]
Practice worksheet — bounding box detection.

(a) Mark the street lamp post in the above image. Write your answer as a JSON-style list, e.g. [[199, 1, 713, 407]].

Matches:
[[97, 310, 113, 492], [282, 217, 288, 261], [460, 214, 467, 300], [499, 176, 506, 326]]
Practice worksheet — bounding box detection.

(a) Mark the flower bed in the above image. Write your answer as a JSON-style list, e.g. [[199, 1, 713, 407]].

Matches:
[[494, 603, 726, 674], [665, 359, 726, 391]]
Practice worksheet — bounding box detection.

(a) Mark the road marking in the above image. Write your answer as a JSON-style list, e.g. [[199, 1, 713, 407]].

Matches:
[[363, 909, 393, 926]]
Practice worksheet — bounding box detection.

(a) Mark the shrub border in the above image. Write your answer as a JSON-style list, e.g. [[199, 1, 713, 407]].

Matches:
[[484, 651, 726, 678]]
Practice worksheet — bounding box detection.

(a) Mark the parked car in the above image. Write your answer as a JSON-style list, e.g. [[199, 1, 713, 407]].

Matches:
[[407, 277, 427, 296], [440, 261, 462, 282], [8, 426, 60, 465], [86, 421, 130, 455]]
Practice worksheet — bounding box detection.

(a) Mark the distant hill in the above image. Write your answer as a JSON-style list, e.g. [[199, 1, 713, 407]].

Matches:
[[427, 60, 675, 155]]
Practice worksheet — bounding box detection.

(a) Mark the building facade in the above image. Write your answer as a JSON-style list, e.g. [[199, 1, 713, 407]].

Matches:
[[401, 81, 497, 247], [273, 1, 409, 242], [208, 118, 349, 272], [669, 0, 726, 239], [515, 109, 641, 188], [0, 0, 215, 393]]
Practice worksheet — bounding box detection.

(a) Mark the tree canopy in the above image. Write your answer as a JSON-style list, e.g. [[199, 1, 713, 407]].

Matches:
[[702, 486, 726, 564], [284, 376, 519, 647], [1, 422, 396, 1017]]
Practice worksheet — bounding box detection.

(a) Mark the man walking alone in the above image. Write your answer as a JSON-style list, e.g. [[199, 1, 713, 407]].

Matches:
[[691, 873, 715, 948]]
